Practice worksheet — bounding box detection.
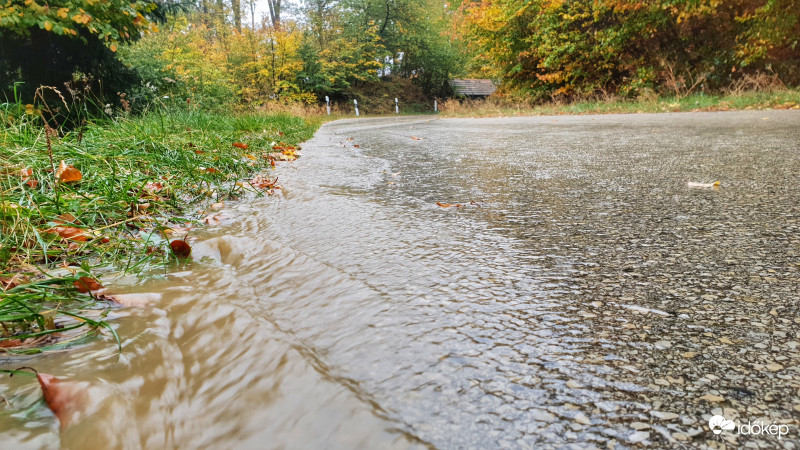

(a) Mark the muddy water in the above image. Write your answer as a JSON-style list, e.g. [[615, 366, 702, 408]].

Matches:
[[2, 111, 800, 449]]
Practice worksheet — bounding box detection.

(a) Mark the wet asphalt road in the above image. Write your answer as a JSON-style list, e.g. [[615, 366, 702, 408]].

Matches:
[[309, 111, 800, 448]]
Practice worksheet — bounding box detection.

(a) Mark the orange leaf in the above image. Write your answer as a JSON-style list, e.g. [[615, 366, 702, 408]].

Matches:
[[73, 276, 103, 293], [194, 150, 205, 155], [436, 202, 462, 208], [19, 168, 33, 177], [245, 154, 257, 161], [0, 339, 23, 348], [232, 142, 249, 150], [353, 144, 360, 148], [411, 136, 423, 140], [170, 239, 191, 257], [26, 179, 39, 189], [46, 226, 88, 241], [205, 167, 219, 174], [56, 161, 82, 183]]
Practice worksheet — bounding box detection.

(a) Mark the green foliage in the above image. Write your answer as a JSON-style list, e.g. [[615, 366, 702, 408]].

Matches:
[[458, 0, 800, 99]]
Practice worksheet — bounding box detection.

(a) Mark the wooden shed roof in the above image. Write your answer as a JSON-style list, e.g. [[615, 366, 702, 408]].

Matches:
[[449, 79, 497, 96]]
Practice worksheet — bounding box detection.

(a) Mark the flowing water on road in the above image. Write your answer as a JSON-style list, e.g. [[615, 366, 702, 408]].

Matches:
[[2, 111, 799, 449]]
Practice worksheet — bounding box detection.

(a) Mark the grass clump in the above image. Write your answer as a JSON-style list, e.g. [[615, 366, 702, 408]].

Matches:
[[0, 103, 320, 352]]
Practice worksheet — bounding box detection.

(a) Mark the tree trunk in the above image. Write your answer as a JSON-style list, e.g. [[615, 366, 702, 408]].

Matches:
[[268, 0, 282, 29], [233, 0, 242, 31], [231, 0, 242, 32]]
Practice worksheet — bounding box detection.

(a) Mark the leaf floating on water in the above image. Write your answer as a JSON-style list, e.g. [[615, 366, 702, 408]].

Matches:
[[687, 181, 720, 189], [436, 202, 462, 208], [13, 368, 88, 430], [170, 239, 192, 257], [73, 276, 103, 293], [232, 142, 249, 150], [56, 160, 82, 183], [250, 175, 278, 190], [103, 292, 161, 307]]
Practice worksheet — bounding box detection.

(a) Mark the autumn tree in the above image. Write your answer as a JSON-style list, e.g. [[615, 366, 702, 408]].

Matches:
[[0, 0, 168, 103], [457, 0, 800, 100]]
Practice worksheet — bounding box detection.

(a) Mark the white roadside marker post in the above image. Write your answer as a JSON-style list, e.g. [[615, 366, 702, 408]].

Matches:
[[434, 99, 438, 112], [325, 96, 330, 116], [395, 98, 399, 114], [354, 99, 359, 117]]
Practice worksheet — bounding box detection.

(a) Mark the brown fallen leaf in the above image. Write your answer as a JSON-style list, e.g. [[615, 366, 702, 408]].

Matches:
[[0, 339, 23, 348], [18, 168, 39, 188], [102, 292, 161, 307], [56, 160, 82, 183], [14, 367, 88, 430], [437, 202, 462, 208], [411, 136, 423, 140], [73, 276, 103, 293], [353, 144, 360, 148], [250, 175, 278, 190], [170, 239, 191, 257], [45, 226, 89, 242], [232, 142, 248, 150], [143, 181, 164, 193], [57, 213, 78, 224]]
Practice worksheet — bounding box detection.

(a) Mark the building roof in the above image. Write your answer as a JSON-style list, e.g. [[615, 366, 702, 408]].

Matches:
[[449, 79, 497, 96]]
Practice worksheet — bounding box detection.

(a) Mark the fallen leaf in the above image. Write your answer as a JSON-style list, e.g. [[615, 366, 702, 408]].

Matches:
[[143, 181, 164, 193], [205, 167, 219, 174], [250, 175, 278, 190], [232, 142, 249, 150], [56, 161, 82, 183], [244, 154, 258, 161], [0, 339, 23, 348], [45, 226, 88, 242], [15, 368, 88, 430], [170, 239, 191, 257], [194, 150, 205, 155], [104, 292, 161, 307], [687, 181, 720, 189], [411, 136, 423, 140], [437, 202, 462, 208], [73, 276, 103, 293], [353, 144, 360, 148], [19, 168, 38, 188], [55, 213, 79, 224]]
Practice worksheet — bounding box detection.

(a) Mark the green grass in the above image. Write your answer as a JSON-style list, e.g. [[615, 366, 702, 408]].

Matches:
[[439, 89, 800, 117], [1, 104, 320, 351]]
